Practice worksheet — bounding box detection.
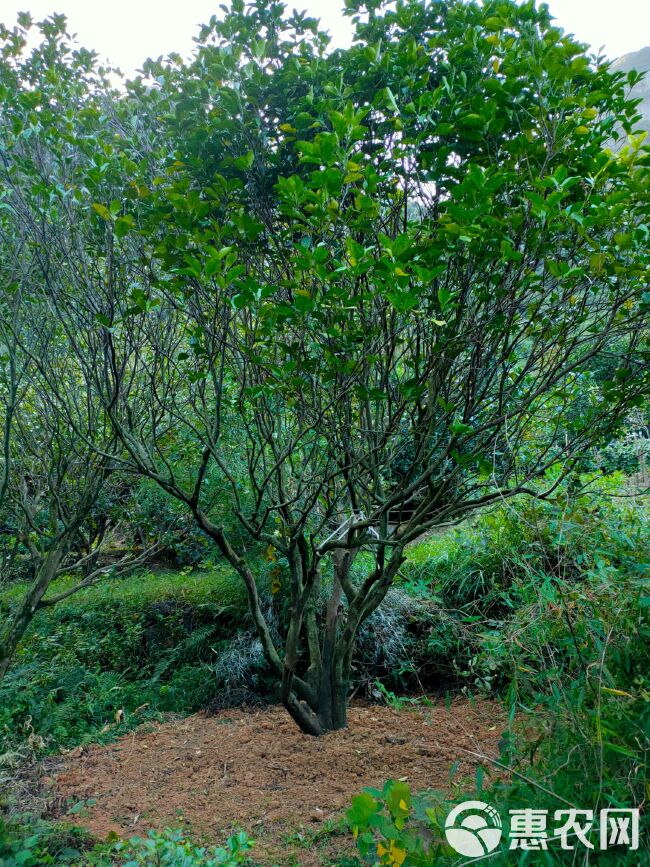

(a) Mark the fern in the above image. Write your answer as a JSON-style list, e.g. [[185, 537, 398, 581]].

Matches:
[[151, 623, 224, 681]]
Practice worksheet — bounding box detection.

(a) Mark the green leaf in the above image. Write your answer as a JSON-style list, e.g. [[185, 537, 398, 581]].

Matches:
[[383, 87, 399, 114], [114, 215, 134, 238], [348, 792, 379, 828], [438, 286, 452, 311], [461, 113, 485, 129], [205, 258, 221, 277], [387, 291, 419, 312]]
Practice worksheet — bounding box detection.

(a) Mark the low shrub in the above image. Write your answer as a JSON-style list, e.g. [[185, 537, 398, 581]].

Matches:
[[116, 828, 254, 866], [0, 814, 97, 866], [0, 818, 254, 867], [348, 477, 649, 865], [347, 771, 649, 865]]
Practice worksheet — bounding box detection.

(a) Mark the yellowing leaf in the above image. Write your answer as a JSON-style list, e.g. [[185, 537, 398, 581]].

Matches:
[[492, 58, 500, 73], [92, 203, 111, 220]]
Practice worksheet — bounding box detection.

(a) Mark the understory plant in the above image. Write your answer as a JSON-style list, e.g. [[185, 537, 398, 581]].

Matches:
[[116, 829, 254, 867], [348, 484, 649, 864], [0, 819, 254, 867]]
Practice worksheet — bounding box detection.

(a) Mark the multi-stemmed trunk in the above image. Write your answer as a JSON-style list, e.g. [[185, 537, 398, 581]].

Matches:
[[280, 588, 351, 735], [191, 506, 403, 735], [275, 546, 405, 736]]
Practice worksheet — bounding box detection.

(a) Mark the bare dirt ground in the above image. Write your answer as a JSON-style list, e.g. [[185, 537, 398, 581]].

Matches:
[[50, 698, 503, 865]]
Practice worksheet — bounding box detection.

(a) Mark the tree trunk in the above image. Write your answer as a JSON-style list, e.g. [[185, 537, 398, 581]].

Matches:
[[0, 547, 63, 683], [318, 664, 349, 731], [280, 555, 354, 735], [0, 642, 12, 682], [280, 651, 349, 736]]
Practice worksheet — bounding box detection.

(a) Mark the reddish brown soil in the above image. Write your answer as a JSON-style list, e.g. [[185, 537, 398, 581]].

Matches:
[[53, 699, 503, 865]]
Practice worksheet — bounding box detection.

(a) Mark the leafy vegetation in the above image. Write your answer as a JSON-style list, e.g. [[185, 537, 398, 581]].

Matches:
[[348, 481, 649, 864], [0, 817, 254, 866], [0, 567, 249, 752], [0, 0, 648, 863], [115, 829, 254, 867]]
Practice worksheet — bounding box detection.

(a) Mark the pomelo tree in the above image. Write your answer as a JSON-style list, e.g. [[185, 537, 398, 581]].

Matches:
[[4, 1, 649, 731], [0, 14, 165, 681]]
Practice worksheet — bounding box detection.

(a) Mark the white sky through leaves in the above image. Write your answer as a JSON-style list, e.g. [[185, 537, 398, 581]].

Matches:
[[1, 0, 648, 77]]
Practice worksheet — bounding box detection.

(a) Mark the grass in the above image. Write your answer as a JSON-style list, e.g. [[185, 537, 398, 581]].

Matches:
[[0, 564, 252, 757], [402, 528, 463, 565], [0, 563, 248, 612]]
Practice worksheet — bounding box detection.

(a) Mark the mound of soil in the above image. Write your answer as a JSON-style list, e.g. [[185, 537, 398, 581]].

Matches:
[[53, 698, 503, 865]]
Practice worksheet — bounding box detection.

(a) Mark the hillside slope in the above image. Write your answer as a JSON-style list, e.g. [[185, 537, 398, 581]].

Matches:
[[611, 46, 650, 133]]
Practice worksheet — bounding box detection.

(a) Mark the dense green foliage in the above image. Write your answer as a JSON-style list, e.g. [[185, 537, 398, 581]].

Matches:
[[116, 829, 254, 867], [0, 814, 96, 866], [0, 0, 649, 862], [347, 479, 649, 863], [0, 568, 249, 752]]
